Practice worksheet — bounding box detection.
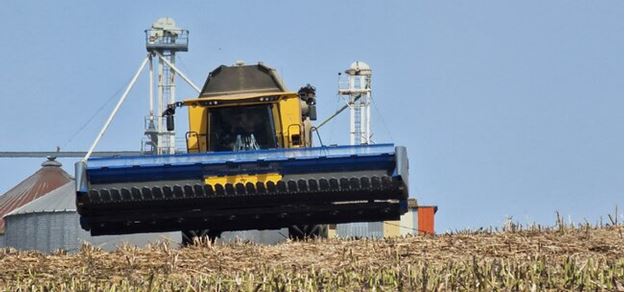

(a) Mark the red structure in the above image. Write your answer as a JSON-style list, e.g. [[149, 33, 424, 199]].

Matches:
[[417, 206, 438, 235]]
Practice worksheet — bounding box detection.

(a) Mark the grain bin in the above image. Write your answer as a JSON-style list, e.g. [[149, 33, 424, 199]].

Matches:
[[0, 157, 72, 234]]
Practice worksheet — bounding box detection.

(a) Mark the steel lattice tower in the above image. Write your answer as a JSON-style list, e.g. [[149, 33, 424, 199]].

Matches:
[[144, 18, 189, 155], [339, 61, 373, 145]]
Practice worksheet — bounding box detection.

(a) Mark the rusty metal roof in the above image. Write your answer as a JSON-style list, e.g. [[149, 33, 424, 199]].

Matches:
[[6, 181, 75, 216], [0, 157, 72, 233]]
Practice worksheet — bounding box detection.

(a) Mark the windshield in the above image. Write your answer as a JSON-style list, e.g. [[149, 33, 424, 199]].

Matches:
[[209, 104, 277, 151]]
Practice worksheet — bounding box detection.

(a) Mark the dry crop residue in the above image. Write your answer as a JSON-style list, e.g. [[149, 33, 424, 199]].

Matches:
[[0, 225, 622, 291]]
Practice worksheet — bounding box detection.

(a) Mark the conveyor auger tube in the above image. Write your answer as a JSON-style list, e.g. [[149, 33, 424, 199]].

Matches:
[[75, 144, 409, 236]]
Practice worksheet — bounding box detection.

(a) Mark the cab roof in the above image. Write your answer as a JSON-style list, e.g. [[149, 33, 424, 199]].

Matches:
[[200, 63, 289, 98]]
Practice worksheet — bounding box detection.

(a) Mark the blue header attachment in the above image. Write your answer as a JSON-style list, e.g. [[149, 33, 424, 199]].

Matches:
[[81, 144, 404, 185]]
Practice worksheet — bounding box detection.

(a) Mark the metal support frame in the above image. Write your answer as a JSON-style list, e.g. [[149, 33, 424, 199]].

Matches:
[[156, 52, 167, 154], [0, 151, 142, 158], [154, 51, 201, 93], [149, 54, 154, 120], [66, 51, 201, 161], [339, 64, 372, 146], [83, 56, 150, 161]]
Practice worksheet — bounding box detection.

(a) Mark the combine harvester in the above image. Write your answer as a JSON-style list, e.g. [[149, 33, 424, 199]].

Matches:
[[75, 21, 409, 242]]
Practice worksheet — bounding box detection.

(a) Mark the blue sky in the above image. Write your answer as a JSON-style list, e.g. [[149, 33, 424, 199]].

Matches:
[[0, 1, 622, 231]]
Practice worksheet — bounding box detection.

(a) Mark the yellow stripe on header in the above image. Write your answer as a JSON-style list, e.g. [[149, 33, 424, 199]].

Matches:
[[204, 173, 282, 185]]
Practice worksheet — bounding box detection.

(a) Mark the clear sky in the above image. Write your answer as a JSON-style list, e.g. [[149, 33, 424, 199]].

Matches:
[[0, 1, 622, 231]]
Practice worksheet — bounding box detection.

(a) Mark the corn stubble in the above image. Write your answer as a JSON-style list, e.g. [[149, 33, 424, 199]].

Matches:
[[0, 224, 622, 291]]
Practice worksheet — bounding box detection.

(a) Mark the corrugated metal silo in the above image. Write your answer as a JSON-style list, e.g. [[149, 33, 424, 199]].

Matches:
[[336, 222, 384, 238], [334, 198, 419, 238], [4, 182, 84, 252], [0, 157, 71, 233], [4, 180, 180, 253], [4, 181, 180, 252], [220, 228, 288, 244]]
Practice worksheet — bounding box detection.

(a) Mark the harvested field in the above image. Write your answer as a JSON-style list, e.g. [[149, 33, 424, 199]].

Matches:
[[0, 225, 622, 291]]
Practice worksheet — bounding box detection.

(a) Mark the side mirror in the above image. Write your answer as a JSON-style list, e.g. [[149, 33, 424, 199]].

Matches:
[[298, 84, 317, 121], [166, 114, 175, 131], [308, 105, 317, 121], [163, 104, 177, 131]]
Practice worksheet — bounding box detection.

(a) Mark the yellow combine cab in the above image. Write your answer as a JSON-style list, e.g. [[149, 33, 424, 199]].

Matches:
[[76, 62, 409, 241], [184, 91, 314, 153]]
